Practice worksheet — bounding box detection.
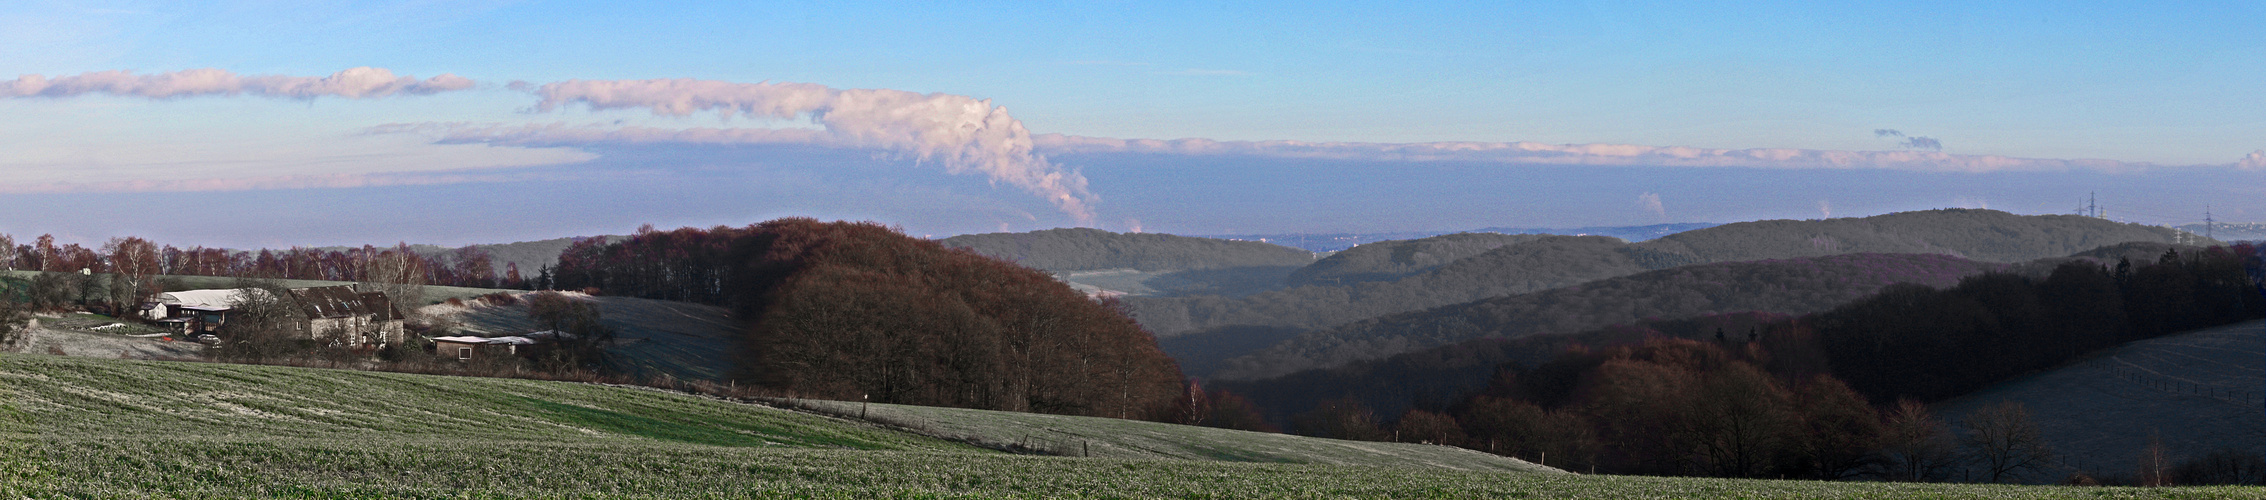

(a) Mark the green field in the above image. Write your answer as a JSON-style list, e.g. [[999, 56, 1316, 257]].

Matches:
[[780, 398, 1551, 471], [2, 354, 2256, 498]]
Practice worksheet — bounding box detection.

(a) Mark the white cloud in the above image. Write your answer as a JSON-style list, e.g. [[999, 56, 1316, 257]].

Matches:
[[0, 67, 474, 100]]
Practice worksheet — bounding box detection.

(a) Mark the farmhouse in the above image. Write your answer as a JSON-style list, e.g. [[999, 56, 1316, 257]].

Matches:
[[141, 286, 405, 346], [287, 286, 407, 347]]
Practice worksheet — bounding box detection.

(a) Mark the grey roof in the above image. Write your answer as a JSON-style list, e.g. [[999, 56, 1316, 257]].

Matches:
[[287, 286, 401, 321]]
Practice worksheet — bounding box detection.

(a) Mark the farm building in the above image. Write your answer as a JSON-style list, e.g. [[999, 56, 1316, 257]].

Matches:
[[286, 286, 406, 347], [143, 289, 273, 335], [429, 330, 573, 361], [140, 286, 404, 347]]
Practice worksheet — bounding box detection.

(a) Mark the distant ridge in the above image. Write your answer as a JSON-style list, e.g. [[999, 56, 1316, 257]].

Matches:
[[1199, 222, 1717, 253], [939, 227, 1314, 273]]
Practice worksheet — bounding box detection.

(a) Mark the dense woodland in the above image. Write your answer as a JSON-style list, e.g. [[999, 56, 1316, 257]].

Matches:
[[552, 220, 1188, 418], [1211, 253, 2007, 380], [939, 227, 1316, 272], [1201, 243, 2265, 482]]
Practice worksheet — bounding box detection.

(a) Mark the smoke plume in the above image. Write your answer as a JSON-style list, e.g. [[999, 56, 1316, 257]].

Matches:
[[1637, 192, 1666, 220], [1873, 129, 1943, 151], [0, 67, 474, 99], [527, 79, 1097, 224]]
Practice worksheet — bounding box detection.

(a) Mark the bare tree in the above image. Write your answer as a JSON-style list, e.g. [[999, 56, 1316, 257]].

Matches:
[[1877, 399, 1957, 482], [0, 233, 15, 271], [103, 237, 161, 317], [363, 244, 426, 311], [2138, 434, 2173, 487], [31, 235, 56, 272], [1686, 363, 1796, 478], [1960, 401, 2055, 483]]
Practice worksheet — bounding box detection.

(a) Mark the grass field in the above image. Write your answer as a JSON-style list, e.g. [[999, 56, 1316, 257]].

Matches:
[[1935, 319, 2266, 480], [3, 353, 2258, 498], [781, 398, 1551, 472]]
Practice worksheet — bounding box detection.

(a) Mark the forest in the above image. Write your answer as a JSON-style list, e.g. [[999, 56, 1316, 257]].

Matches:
[[1195, 243, 2266, 482], [550, 220, 1189, 418], [1209, 252, 2007, 380]]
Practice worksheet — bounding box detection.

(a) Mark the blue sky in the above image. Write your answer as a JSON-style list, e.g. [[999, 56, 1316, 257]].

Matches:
[[4, 1, 2264, 247]]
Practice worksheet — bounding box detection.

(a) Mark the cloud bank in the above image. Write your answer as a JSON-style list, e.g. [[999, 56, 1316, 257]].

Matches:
[[1, 67, 473, 99], [1029, 134, 2188, 173], [522, 79, 1097, 223]]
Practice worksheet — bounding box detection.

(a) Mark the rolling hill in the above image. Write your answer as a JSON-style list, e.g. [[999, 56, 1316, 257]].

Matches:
[[1128, 235, 1659, 336], [1128, 209, 2196, 339], [1630, 209, 2203, 264], [1, 353, 2235, 497], [1283, 232, 1558, 287], [1930, 319, 2266, 483], [941, 227, 1319, 298], [1209, 253, 2006, 380], [0, 353, 1577, 497]]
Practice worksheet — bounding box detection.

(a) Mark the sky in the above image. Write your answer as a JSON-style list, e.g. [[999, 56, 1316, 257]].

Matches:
[[3, 1, 2264, 248]]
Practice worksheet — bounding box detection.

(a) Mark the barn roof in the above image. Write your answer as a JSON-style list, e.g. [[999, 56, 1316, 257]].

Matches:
[[431, 335, 538, 345], [287, 286, 402, 321], [156, 289, 270, 309]]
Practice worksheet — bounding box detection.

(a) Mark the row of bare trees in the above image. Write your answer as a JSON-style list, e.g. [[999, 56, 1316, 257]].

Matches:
[[0, 232, 550, 317], [0, 232, 528, 288]]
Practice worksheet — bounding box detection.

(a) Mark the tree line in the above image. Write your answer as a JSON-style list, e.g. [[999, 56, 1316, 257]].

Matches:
[[0, 233, 537, 314]]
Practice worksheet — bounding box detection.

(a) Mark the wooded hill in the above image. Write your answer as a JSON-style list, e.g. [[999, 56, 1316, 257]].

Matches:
[[1283, 233, 1559, 286], [1631, 209, 2204, 263], [1206, 253, 2006, 380], [939, 227, 1316, 272], [1127, 209, 2196, 338], [1131, 236, 1675, 336], [549, 220, 1187, 418]]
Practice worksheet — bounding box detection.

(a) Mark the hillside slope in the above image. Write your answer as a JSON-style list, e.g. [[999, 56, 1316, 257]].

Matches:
[[1, 355, 2235, 496], [1212, 253, 2005, 380], [1131, 210, 2190, 338], [423, 292, 743, 381], [1130, 236, 1651, 336], [1931, 320, 2266, 483], [1284, 233, 1558, 286]]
